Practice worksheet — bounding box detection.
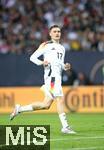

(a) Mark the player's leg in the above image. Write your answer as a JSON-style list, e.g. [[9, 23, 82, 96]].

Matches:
[[10, 96, 53, 120], [56, 96, 76, 134], [18, 85, 54, 112], [56, 97, 69, 128], [10, 85, 54, 120], [20, 96, 53, 112]]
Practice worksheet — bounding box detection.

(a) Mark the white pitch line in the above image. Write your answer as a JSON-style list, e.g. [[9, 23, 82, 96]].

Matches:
[[71, 147, 104, 150], [0, 136, 104, 148], [52, 146, 104, 150], [50, 136, 104, 141]]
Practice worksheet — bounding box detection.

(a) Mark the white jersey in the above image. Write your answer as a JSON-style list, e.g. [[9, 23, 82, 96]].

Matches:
[[30, 41, 65, 97]]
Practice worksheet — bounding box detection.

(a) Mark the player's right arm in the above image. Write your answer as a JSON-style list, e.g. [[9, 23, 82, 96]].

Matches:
[[30, 42, 49, 66]]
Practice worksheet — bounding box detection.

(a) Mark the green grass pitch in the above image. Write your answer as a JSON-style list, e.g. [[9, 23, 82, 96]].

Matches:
[[0, 113, 104, 150]]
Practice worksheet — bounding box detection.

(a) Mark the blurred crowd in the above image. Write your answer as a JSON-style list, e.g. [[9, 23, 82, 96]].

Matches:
[[0, 0, 104, 54], [62, 70, 92, 86]]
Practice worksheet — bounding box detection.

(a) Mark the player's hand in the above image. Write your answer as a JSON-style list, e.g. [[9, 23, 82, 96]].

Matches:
[[64, 63, 71, 71], [43, 61, 50, 67]]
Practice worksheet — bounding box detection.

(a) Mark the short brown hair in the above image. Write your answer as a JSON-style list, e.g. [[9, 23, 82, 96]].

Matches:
[[49, 25, 61, 31]]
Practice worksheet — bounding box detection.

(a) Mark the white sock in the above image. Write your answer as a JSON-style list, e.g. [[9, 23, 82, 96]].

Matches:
[[59, 113, 69, 129], [19, 105, 33, 113]]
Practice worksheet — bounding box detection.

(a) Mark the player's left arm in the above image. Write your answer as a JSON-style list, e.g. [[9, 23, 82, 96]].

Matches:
[[62, 48, 71, 71]]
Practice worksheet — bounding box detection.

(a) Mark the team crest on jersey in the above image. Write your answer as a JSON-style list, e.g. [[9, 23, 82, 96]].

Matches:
[[51, 48, 56, 50]]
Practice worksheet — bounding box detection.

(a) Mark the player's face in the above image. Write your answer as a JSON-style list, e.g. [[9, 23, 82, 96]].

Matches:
[[49, 27, 61, 41]]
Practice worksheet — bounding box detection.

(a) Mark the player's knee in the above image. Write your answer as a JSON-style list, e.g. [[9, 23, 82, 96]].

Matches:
[[42, 99, 52, 110], [45, 104, 50, 109], [43, 103, 50, 109]]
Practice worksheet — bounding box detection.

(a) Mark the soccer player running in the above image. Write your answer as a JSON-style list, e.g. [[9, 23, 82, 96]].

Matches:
[[10, 25, 76, 134]]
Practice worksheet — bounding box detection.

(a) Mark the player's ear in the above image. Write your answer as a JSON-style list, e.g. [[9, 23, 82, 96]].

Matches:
[[49, 30, 52, 37], [49, 32, 51, 37]]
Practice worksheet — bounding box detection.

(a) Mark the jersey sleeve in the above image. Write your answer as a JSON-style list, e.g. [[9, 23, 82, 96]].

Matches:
[[30, 43, 47, 65]]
